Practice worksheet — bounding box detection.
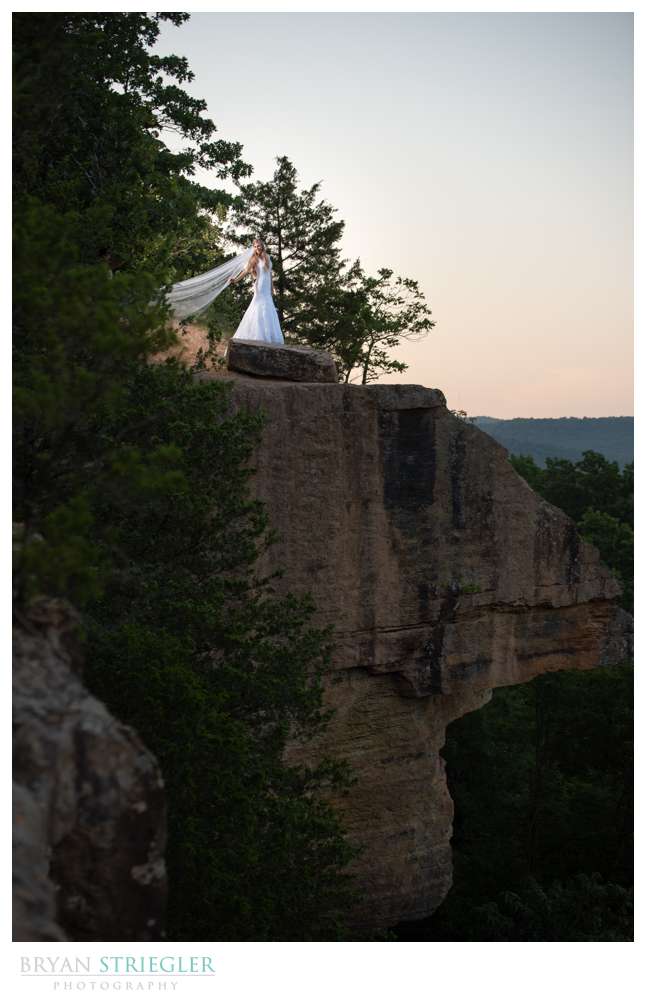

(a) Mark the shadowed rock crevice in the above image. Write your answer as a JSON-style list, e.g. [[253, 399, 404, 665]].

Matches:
[[379, 407, 437, 517]]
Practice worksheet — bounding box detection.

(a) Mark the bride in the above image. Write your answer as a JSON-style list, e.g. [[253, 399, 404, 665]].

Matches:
[[163, 237, 284, 345], [227, 238, 284, 344]]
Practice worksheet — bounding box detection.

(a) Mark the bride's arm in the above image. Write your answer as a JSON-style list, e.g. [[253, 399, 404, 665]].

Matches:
[[228, 262, 251, 286]]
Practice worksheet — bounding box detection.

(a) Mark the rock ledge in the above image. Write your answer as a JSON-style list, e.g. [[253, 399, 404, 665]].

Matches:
[[227, 339, 337, 383], [225, 377, 632, 931]]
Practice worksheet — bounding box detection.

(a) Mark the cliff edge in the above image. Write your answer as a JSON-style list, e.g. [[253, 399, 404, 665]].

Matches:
[[218, 344, 631, 930]]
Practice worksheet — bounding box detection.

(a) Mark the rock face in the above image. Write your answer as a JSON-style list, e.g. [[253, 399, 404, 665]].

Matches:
[[222, 372, 632, 931], [227, 339, 338, 383], [13, 598, 167, 941]]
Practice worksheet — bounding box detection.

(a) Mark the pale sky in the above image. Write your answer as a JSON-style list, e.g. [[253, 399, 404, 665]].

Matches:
[[158, 12, 633, 418]]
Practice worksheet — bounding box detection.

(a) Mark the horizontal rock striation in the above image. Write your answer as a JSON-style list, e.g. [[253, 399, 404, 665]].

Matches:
[[221, 365, 631, 930], [13, 598, 167, 941]]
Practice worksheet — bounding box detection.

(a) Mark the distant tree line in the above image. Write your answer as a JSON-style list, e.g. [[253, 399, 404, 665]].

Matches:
[[474, 417, 633, 468]]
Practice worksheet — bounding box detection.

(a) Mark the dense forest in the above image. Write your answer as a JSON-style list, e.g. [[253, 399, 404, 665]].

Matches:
[[13, 13, 633, 942], [473, 416, 633, 468]]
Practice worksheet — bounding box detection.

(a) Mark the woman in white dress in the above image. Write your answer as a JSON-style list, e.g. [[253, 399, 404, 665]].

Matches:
[[228, 239, 284, 344]]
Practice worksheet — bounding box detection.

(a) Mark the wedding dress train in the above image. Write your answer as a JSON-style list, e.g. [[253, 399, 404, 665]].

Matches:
[[232, 257, 284, 344]]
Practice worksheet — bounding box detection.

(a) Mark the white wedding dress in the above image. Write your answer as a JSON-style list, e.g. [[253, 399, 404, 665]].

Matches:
[[232, 257, 284, 344], [162, 247, 284, 346]]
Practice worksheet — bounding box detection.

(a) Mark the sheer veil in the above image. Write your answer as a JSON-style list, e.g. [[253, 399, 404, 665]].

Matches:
[[162, 245, 254, 321]]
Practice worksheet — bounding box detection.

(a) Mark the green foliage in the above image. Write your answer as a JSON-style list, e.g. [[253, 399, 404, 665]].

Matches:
[[429, 875, 632, 942], [13, 200, 176, 605], [227, 155, 435, 381], [579, 509, 633, 610], [13, 12, 251, 279], [508, 452, 544, 493], [18, 496, 107, 606], [510, 450, 633, 524], [510, 451, 633, 611], [396, 660, 633, 941], [13, 12, 358, 941], [227, 155, 346, 334], [318, 261, 435, 384], [81, 362, 359, 940]]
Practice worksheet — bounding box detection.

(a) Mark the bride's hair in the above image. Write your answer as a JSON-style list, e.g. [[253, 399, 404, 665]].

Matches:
[[251, 237, 270, 271]]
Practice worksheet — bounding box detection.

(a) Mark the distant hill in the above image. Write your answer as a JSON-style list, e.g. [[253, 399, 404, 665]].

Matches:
[[471, 416, 633, 467]]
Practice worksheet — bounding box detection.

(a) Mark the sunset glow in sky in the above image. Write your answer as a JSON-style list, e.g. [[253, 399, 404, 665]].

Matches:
[[158, 12, 633, 417]]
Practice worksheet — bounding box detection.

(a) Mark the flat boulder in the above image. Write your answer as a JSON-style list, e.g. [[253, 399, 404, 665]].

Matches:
[[227, 339, 337, 383]]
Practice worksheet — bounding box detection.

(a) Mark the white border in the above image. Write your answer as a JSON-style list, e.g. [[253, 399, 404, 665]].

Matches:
[[4, 5, 640, 998]]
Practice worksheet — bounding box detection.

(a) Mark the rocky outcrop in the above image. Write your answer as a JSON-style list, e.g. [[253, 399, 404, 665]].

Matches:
[[13, 341, 630, 939], [218, 361, 631, 930], [227, 339, 338, 382], [13, 598, 167, 941]]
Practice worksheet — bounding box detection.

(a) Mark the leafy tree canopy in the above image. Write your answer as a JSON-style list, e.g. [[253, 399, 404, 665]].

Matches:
[[13, 12, 358, 941], [13, 12, 251, 279], [318, 260, 435, 384]]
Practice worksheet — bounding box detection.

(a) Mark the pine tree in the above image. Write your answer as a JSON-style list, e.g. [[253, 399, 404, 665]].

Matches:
[[227, 155, 346, 334]]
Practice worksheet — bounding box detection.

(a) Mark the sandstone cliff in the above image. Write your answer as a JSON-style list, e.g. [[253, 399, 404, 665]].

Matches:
[[218, 346, 631, 931], [12, 342, 630, 940]]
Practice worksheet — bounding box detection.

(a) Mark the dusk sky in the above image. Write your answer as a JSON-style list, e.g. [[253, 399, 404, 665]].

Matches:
[[158, 12, 633, 418]]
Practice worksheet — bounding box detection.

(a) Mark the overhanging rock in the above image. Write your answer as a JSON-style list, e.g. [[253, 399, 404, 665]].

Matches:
[[215, 372, 631, 930]]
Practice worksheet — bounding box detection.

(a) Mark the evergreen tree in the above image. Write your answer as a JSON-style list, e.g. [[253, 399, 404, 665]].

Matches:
[[82, 361, 358, 941], [227, 155, 346, 333], [227, 156, 435, 381]]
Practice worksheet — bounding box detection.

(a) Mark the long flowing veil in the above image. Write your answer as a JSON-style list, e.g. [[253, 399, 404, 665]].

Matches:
[[162, 246, 254, 321]]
